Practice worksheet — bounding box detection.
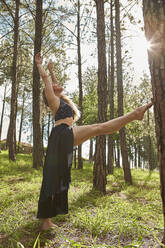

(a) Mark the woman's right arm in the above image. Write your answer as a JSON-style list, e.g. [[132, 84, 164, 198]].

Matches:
[[35, 53, 60, 115]]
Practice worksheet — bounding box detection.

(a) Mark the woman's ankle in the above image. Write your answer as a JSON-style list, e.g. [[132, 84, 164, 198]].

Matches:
[[40, 218, 56, 230], [40, 218, 51, 223]]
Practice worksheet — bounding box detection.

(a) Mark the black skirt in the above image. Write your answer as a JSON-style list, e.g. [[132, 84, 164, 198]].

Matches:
[[37, 124, 73, 219]]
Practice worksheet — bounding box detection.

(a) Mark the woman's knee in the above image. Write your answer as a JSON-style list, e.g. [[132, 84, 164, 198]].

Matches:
[[91, 123, 103, 136], [73, 124, 101, 146]]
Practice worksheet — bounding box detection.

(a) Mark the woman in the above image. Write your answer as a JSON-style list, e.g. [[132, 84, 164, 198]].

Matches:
[[35, 52, 152, 231]]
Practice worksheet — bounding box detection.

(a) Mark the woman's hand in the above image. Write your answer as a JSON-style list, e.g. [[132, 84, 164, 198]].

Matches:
[[48, 59, 53, 71], [35, 52, 43, 65]]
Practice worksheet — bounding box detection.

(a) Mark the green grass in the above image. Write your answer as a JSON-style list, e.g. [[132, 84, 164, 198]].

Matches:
[[0, 150, 164, 248]]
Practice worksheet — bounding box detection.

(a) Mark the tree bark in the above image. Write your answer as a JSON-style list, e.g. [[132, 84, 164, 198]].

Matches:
[[137, 139, 141, 168], [115, 0, 132, 184], [41, 114, 45, 156], [147, 109, 154, 170], [147, 135, 154, 170], [89, 139, 94, 162], [0, 83, 7, 142], [134, 143, 137, 168], [17, 88, 25, 153], [77, 0, 83, 169], [32, 0, 43, 168], [7, 0, 20, 161], [116, 138, 120, 168], [93, 0, 107, 194], [107, 0, 115, 175], [143, 2, 165, 242]]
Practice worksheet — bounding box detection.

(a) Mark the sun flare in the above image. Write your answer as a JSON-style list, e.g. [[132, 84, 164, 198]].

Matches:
[[130, 33, 150, 80], [132, 35, 151, 60], [145, 39, 151, 50], [135, 36, 151, 52]]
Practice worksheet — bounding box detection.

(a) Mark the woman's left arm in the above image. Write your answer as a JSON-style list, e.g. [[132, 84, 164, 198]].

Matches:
[[47, 60, 59, 85]]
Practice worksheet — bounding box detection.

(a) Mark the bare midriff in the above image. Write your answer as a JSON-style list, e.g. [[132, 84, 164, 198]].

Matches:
[[55, 117, 74, 127]]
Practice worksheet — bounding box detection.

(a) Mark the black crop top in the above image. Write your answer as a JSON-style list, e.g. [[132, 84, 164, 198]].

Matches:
[[55, 98, 74, 121]]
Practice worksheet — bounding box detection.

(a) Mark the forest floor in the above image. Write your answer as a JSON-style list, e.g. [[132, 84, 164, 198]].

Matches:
[[0, 151, 164, 248]]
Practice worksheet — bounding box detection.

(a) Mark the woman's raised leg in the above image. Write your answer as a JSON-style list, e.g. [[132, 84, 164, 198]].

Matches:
[[73, 102, 152, 146]]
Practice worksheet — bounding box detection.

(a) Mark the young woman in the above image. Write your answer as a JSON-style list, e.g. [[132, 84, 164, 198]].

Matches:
[[35, 52, 152, 231]]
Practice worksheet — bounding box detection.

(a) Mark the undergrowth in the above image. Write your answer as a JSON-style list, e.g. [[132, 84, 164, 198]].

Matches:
[[0, 151, 164, 248]]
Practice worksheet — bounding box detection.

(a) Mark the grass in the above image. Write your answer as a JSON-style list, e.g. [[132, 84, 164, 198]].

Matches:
[[0, 150, 164, 248]]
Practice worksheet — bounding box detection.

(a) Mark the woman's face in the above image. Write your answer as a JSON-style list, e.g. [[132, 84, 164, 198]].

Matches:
[[52, 83, 63, 96]]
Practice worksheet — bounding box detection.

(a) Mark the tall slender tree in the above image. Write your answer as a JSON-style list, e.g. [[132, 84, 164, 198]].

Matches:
[[115, 0, 132, 184], [77, 0, 83, 169], [147, 110, 154, 170], [32, 0, 43, 168], [0, 83, 7, 142], [89, 139, 94, 161], [107, 0, 115, 174], [93, 0, 107, 193], [115, 137, 120, 167], [17, 87, 25, 153], [5, 0, 20, 161], [143, 0, 165, 243]]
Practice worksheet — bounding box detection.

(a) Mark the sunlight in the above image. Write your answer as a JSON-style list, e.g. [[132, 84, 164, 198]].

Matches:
[[130, 33, 150, 83], [144, 39, 151, 51], [133, 35, 151, 53], [132, 34, 150, 60]]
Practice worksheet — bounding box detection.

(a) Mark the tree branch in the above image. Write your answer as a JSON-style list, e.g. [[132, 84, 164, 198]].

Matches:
[[23, 0, 35, 21], [0, 13, 13, 28], [1, 0, 14, 20]]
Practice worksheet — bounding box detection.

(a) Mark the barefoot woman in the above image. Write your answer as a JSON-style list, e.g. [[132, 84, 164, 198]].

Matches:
[[35, 53, 152, 230]]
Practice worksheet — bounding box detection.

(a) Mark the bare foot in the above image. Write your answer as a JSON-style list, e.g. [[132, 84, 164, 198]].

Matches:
[[134, 102, 153, 120], [40, 218, 57, 231]]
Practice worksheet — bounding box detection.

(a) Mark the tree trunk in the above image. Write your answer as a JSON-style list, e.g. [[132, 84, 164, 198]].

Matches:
[[107, 0, 115, 175], [41, 114, 45, 156], [77, 0, 83, 169], [114, 141, 117, 166], [0, 83, 7, 152], [134, 143, 137, 168], [143, 2, 165, 242], [115, 0, 132, 184], [89, 139, 94, 162], [32, 0, 43, 168], [17, 88, 25, 153], [93, 0, 107, 194], [137, 140, 141, 168], [7, 0, 20, 161], [147, 109, 154, 170], [147, 135, 154, 170], [116, 138, 120, 168], [0, 83, 7, 142]]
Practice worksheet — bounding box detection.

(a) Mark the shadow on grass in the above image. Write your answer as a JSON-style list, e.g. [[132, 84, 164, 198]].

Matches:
[[132, 171, 159, 190], [0, 220, 59, 248], [71, 166, 93, 184], [0, 151, 33, 174], [69, 187, 106, 211], [0, 154, 161, 247]]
